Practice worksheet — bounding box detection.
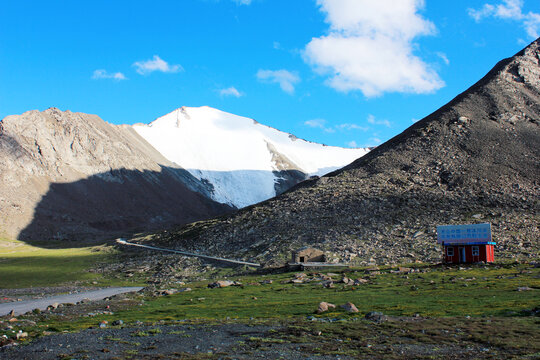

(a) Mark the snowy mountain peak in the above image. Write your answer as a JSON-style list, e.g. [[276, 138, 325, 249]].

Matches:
[[134, 106, 370, 208]]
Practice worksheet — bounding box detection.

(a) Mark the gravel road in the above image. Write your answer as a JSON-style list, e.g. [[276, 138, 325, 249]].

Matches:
[[0, 287, 143, 316]]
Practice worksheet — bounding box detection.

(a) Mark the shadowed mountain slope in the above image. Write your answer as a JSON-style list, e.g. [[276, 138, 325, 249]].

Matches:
[[0, 108, 231, 245], [144, 39, 540, 266]]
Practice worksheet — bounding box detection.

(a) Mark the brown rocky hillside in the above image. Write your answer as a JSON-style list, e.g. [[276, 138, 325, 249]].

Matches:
[[143, 39, 540, 266], [0, 108, 231, 245]]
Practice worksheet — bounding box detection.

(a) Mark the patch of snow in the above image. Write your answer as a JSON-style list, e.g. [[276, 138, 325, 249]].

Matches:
[[134, 106, 369, 207]]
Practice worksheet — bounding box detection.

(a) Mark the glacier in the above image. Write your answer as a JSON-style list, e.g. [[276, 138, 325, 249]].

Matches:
[[133, 106, 369, 208]]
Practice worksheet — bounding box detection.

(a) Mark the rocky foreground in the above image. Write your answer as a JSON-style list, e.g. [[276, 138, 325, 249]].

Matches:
[[139, 39, 540, 267]]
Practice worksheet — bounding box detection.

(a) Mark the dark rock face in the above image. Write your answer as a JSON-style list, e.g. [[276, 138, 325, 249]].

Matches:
[[0, 108, 232, 245], [148, 39, 540, 266]]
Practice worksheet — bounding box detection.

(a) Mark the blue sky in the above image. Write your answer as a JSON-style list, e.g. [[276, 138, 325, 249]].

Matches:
[[1, 0, 538, 148]]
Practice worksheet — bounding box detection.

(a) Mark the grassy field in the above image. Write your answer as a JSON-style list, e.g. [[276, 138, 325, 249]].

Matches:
[[16, 262, 539, 329], [0, 238, 144, 288], [106, 263, 540, 319], [1, 260, 539, 358]]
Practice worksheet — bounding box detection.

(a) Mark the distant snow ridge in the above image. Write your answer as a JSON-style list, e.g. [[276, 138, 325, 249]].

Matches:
[[133, 106, 369, 208]]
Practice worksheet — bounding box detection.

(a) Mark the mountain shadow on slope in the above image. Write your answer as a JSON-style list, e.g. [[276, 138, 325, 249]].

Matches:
[[17, 166, 234, 248]]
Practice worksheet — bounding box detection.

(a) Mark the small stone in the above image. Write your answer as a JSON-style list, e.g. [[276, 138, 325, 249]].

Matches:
[[112, 320, 124, 326], [341, 302, 359, 313], [162, 289, 178, 295], [354, 278, 369, 285], [517, 286, 534, 291], [322, 280, 334, 288], [317, 302, 336, 314], [99, 320, 108, 328], [16, 332, 28, 339], [365, 311, 388, 323], [208, 280, 235, 288]]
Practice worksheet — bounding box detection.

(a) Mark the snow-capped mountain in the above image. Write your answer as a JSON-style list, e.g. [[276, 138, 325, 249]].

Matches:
[[133, 106, 370, 208]]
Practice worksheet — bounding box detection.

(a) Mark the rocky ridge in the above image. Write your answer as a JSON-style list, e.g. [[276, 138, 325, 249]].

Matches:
[[141, 39, 540, 267], [0, 108, 231, 243]]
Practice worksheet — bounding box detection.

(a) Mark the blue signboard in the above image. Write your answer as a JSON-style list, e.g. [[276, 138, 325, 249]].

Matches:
[[436, 223, 492, 244]]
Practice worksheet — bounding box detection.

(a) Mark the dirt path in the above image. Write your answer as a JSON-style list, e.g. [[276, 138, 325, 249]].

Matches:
[[0, 287, 143, 316]]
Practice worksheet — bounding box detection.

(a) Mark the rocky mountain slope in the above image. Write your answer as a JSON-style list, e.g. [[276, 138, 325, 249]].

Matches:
[[0, 108, 231, 244], [133, 106, 369, 208], [0, 106, 369, 244], [144, 39, 540, 267]]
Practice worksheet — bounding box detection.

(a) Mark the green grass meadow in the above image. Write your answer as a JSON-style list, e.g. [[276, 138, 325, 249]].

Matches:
[[0, 238, 142, 288], [116, 263, 540, 321]]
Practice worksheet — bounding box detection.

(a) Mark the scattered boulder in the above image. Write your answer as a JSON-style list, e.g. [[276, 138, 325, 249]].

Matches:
[[162, 289, 179, 295], [16, 331, 28, 340], [208, 280, 237, 288], [322, 280, 334, 288], [112, 320, 124, 326], [365, 311, 388, 323], [341, 302, 359, 313], [99, 320, 108, 329], [179, 287, 192, 292], [517, 286, 534, 291], [354, 278, 369, 285], [317, 302, 336, 314]]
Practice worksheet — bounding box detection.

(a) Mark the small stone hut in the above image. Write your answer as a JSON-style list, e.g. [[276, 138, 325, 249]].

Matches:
[[291, 247, 325, 263]]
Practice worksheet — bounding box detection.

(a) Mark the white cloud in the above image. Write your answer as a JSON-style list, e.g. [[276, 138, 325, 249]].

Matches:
[[367, 114, 391, 128], [304, 118, 327, 129], [233, 0, 251, 5], [219, 87, 243, 97], [336, 123, 370, 131], [468, 0, 540, 38], [305, 118, 369, 133], [92, 69, 127, 81], [304, 118, 336, 132], [304, 0, 444, 97], [133, 55, 183, 75], [436, 52, 450, 65], [256, 69, 300, 94], [361, 137, 383, 147], [347, 140, 358, 148], [371, 137, 382, 145]]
